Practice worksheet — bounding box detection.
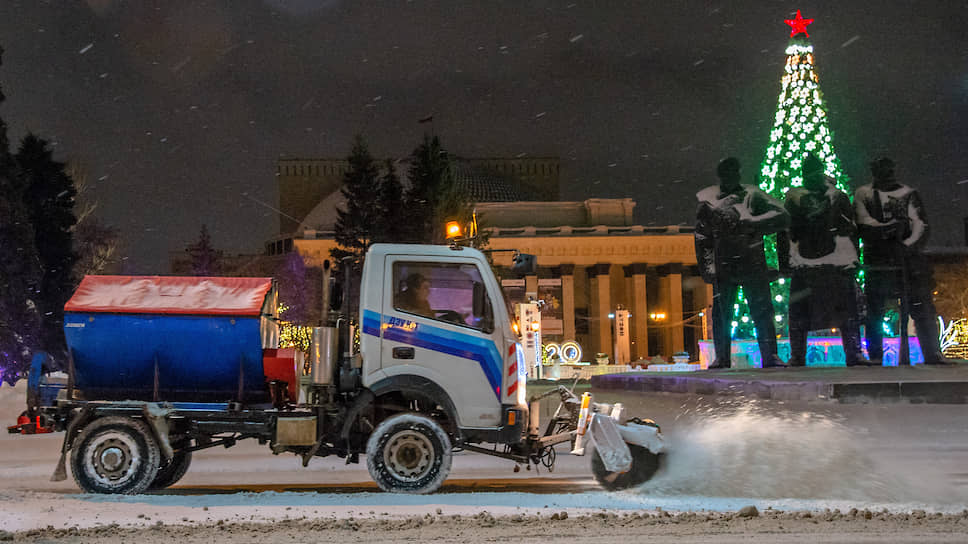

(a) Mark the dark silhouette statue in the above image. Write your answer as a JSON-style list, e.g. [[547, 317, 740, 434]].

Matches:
[[779, 153, 869, 366], [854, 157, 946, 364], [695, 157, 790, 369]]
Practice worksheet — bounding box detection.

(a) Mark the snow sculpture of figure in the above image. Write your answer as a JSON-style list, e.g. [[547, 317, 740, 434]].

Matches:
[[854, 157, 946, 364], [779, 153, 869, 366], [695, 157, 790, 369]]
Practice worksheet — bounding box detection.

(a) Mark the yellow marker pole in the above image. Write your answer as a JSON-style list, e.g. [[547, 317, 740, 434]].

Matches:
[[571, 392, 593, 455]]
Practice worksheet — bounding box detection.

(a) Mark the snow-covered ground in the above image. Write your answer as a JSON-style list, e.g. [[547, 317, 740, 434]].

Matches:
[[3, 378, 968, 537]]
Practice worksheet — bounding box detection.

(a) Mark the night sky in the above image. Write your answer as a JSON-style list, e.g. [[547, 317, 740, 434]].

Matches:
[[1, 1, 966, 273]]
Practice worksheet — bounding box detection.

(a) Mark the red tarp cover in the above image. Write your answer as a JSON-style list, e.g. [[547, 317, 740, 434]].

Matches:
[[65, 276, 274, 316]]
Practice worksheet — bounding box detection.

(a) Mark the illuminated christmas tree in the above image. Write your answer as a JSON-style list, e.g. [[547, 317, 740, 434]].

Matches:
[[732, 10, 850, 341], [760, 10, 850, 196]]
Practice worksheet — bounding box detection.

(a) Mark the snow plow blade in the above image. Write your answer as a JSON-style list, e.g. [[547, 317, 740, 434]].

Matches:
[[588, 414, 632, 473], [617, 420, 665, 454]]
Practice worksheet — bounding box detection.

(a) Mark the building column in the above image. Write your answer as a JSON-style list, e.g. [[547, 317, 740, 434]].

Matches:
[[557, 264, 576, 342], [626, 263, 649, 361], [587, 263, 613, 360], [692, 282, 714, 341], [658, 264, 684, 357]]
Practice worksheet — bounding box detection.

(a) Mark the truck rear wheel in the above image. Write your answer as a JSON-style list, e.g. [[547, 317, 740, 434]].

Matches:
[[590, 443, 661, 491], [366, 413, 452, 494], [70, 416, 161, 494], [149, 445, 192, 490]]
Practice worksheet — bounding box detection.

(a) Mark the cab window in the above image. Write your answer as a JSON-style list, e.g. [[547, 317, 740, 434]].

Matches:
[[393, 262, 493, 332]]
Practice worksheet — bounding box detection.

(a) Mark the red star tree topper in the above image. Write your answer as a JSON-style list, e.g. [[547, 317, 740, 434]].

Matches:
[[785, 9, 814, 37]]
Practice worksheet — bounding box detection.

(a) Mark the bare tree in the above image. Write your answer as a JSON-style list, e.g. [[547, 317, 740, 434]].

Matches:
[[66, 160, 97, 227], [74, 220, 120, 276], [67, 160, 120, 277]]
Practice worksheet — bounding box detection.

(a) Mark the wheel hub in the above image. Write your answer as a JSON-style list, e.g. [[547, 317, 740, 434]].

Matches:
[[99, 446, 125, 472], [88, 433, 137, 483], [384, 430, 434, 481]]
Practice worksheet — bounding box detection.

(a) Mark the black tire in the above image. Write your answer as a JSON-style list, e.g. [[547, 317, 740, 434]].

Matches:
[[590, 443, 662, 491], [70, 416, 161, 494], [149, 446, 192, 490], [366, 413, 452, 494]]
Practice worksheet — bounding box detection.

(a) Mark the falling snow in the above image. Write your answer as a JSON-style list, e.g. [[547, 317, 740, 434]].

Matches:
[[840, 35, 860, 48]]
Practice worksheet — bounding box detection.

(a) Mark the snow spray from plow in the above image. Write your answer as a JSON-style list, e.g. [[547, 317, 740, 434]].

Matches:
[[634, 400, 908, 502]]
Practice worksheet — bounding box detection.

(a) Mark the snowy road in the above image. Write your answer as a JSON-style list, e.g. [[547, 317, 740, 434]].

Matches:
[[3, 381, 968, 541]]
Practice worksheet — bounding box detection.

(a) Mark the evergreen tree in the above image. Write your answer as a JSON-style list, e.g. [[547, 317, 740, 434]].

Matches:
[[759, 11, 850, 198], [16, 134, 78, 360], [377, 158, 409, 243], [186, 224, 223, 276], [331, 135, 383, 261], [405, 134, 472, 243], [731, 11, 850, 341], [0, 46, 42, 383]]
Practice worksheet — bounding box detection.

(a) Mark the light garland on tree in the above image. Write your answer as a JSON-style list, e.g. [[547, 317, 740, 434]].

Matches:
[[277, 303, 313, 353], [759, 40, 849, 198], [939, 317, 968, 359]]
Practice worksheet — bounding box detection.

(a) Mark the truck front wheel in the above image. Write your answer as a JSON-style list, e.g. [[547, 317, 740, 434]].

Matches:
[[70, 416, 161, 494], [590, 443, 662, 491], [366, 413, 452, 494]]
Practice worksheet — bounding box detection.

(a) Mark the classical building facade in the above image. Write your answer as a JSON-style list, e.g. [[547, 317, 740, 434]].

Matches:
[[477, 200, 709, 362]]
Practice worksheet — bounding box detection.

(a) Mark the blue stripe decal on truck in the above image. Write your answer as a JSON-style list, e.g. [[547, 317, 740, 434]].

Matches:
[[362, 309, 502, 399]]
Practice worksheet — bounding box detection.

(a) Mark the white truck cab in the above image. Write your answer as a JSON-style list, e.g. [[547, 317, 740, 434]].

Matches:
[[359, 244, 528, 437]]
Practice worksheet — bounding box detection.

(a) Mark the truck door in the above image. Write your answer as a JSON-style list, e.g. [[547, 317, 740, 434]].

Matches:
[[376, 257, 504, 429]]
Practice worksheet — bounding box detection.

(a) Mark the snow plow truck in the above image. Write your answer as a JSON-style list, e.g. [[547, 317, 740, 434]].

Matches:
[[9, 243, 664, 494]]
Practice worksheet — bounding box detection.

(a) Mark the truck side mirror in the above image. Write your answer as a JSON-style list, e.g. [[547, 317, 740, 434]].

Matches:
[[472, 282, 485, 317], [511, 253, 536, 275]]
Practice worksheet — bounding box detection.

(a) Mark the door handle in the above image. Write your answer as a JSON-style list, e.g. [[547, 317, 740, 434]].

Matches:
[[392, 347, 415, 359]]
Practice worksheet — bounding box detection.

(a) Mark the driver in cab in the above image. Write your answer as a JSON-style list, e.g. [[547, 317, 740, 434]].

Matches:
[[398, 273, 434, 317]]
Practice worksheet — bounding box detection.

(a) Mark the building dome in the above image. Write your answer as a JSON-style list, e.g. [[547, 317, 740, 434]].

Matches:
[[452, 160, 525, 202]]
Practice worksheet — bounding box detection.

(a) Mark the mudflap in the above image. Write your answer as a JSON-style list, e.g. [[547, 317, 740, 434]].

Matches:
[[588, 414, 632, 473], [142, 403, 174, 461]]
